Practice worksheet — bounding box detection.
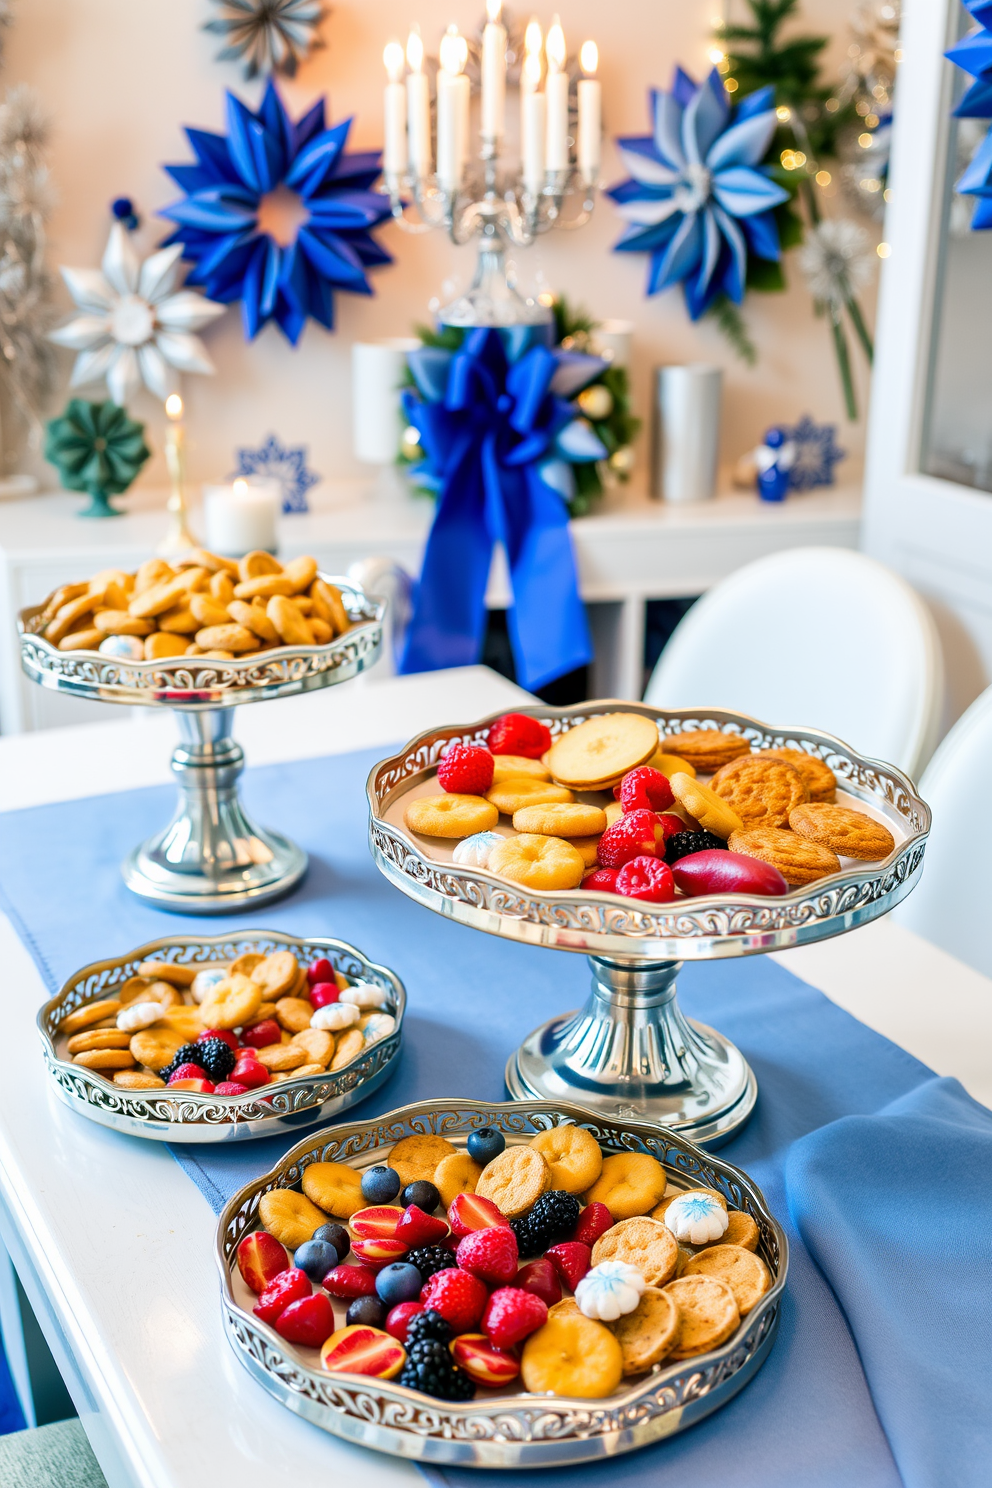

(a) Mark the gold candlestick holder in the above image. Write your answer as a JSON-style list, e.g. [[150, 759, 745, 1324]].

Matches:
[[158, 393, 199, 557]]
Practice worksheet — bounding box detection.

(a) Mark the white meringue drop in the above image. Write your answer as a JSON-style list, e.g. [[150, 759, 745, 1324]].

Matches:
[[310, 1002, 361, 1031], [338, 981, 389, 1009], [452, 831, 503, 868], [116, 1001, 167, 1033], [362, 1013, 396, 1044]]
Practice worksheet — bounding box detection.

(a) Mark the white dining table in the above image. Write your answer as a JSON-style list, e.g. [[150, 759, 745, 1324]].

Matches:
[[0, 664, 988, 1488]]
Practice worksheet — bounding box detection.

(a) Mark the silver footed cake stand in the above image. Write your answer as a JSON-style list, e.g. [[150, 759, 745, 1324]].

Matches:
[[367, 703, 930, 1146], [19, 576, 383, 914]]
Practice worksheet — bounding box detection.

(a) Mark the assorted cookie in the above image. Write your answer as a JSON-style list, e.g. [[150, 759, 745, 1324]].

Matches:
[[53, 949, 397, 1097], [231, 1120, 777, 1406], [400, 710, 900, 904], [33, 550, 355, 665]]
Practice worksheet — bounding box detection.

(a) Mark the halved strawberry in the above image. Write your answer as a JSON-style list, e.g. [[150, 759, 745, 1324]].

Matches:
[[451, 1333, 520, 1386], [273, 1291, 333, 1347], [545, 1241, 591, 1291], [322, 1265, 379, 1298], [237, 1231, 288, 1295], [447, 1192, 509, 1238], [350, 1205, 404, 1240], [351, 1237, 408, 1268], [573, 1202, 613, 1247], [395, 1204, 449, 1247], [320, 1325, 406, 1378], [253, 1267, 311, 1324], [515, 1258, 561, 1308]]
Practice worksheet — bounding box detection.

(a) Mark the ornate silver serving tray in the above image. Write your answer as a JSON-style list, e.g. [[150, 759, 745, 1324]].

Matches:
[[366, 704, 930, 1143], [38, 932, 406, 1143], [217, 1098, 787, 1467]]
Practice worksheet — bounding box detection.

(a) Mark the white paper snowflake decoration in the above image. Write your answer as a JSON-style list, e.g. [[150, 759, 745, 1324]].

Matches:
[[49, 222, 225, 407]]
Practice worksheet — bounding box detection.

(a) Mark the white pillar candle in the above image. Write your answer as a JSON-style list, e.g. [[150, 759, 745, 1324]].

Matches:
[[545, 18, 569, 171], [523, 86, 546, 195], [382, 42, 407, 178], [481, 1, 507, 141], [577, 41, 601, 183], [406, 29, 431, 178], [592, 318, 633, 367], [203, 478, 280, 556], [352, 338, 420, 465], [437, 26, 469, 191], [654, 365, 723, 504]]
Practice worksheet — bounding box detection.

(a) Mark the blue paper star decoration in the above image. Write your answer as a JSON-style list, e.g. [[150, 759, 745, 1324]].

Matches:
[[784, 415, 845, 490], [160, 81, 393, 343], [946, 1, 992, 228], [232, 434, 319, 512], [608, 68, 789, 318]]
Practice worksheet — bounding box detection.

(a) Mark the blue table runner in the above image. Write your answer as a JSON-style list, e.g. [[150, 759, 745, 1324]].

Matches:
[[1, 744, 988, 1488]]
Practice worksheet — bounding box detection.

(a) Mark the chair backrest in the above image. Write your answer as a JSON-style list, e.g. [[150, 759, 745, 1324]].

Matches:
[[346, 557, 413, 677], [893, 683, 992, 977], [642, 546, 944, 779]]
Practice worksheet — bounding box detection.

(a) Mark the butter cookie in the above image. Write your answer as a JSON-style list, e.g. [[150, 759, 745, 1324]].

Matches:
[[476, 1146, 550, 1217], [788, 802, 895, 860], [666, 730, 750, 773], [404, 794, 499, 839], [260, 1187, 330, 1247], [529, 1124, 603, 1194], [520, 1314, 623, 1398], [582, 1152, 667, 1219], [665, 1274, 740, 1357], [710, 755, 809, 828], [301, 1161, 364, 1218], [682, 1244, 771, 1316], [388, 1133, 457, 1187], [434, 1152, 484, 1208], [757, 747, 836, 802], [728, 826, 840, 885], [669, 774, 743, 840], [488, 834, 586, 891], [591, 1217, 678, 1286], [548, 713, 659, 788], [610, 1286, 682, 1374]]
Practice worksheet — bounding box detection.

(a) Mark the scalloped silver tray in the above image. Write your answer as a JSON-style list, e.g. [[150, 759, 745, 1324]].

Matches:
[[217, 1098, 787, 1467], [367, 703, 931, 961], [39, 932, 406, 1142]]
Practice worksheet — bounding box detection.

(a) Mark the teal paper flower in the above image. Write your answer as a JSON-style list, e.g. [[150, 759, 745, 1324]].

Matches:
[[44, 398, 150, 518]]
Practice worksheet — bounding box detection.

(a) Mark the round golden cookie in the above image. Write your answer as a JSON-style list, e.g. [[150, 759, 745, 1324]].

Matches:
[[710, 755, 809, 829], [251, 950, 300, 998], [229, 952, 265, 978], [682, 1244, 771, 1316], [676, 1246, 694, 1277], [61, 999, 122, 1035], [67, 1028, 132, 1055], [476, 1146, 550, 1218], [582, 1152, 668, 1219], [404, 794, 499, 839], [137, 960, 197, 986], [650, 1187, 728, 1220], [520, 1313, 623, 1398], [113, 1070, 166, 1090], [116, 976, 154, 1006], [728, 826, 840, 885], [723, 1210, 761, 1251], [301, 1161, 364, 1218], [650, 750, 696, 779], [788, 802, 895, 861], [548, 713, 659, 788], [529, 1125, 603, 1195], [73, 1048, 135, 1071], [274, 996, 313, 1033], [131, 979, 181, 1010], [156, 1006, 206, 1041], [610, 1287, 682, 1374], [512, 802, 606, 838], [387, 1134, 457, 1187], [199, 973, 263, 1031], [591, 1217, 678, 1286], [434, 1152, 484, 1208], [289, 1028, 335, 1068], [487, 834, 585, 892], [491, 754, 552, 783], [129, 1027, 186, 1072], [757, 747, 836, 802], [486, 778, 574, 815], [667, 730, 750, 773], [260, 1187, 329, 1248], [548, 1297, 582, 1318], [604, 801, 623, 827], [567, 836, 602, 868], [669, 774, 743, 840], [665, 1274, 740, 1357]]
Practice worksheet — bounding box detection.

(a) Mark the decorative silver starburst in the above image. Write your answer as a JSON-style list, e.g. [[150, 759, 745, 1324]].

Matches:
[[203, 0, 327, 79]]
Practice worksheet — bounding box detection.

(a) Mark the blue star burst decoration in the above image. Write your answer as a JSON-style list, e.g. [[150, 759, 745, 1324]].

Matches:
[[159, 81, 393, 344], [785, 415, 845, 491], [232, 434, 319, 512], [608, 68, 789, 318], [946, 1, 992, 228]]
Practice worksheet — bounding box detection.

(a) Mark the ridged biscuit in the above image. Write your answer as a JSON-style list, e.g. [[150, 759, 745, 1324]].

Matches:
[[388, 1133, 457, 1186], [664, 1274, 740, 1357], [591, 1217, 679, 1286], [476, 1145, 550, 1217], [757, 747, 836, 802], [610, 1286, 682, 1374], [788, 802, 895, 861], [728, 826, 840, 886], [666, 730, 750, 773], [682, 1244, 771, 1316], [710, 755, 809, 828]]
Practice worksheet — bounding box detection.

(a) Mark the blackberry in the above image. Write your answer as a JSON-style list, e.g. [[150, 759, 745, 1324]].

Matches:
[[194, 1037, 236, 1083], [405, 1309, 452, 1347], [511, 1190, 581, 1257], [398, 1338, 475, 1401], [159, 1043, 204, 1082], [665, 830, 727, 865], [406, 1246, 457, 1282]]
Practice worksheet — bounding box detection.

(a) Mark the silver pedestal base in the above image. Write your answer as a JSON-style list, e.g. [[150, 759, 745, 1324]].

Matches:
[[121, 709, 307, 914], [505, 957, 757, 1147]]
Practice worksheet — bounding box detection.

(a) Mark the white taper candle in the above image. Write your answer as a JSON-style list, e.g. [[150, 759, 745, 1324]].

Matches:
[[577, 41, 601, 183], [382, 43, 407, 177], [481, 0, 507, 140], [545, 17, 569, 171], [405, 29, 431, 177]]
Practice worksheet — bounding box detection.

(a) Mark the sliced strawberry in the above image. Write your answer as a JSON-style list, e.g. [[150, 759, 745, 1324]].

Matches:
[[320, 1324, 406, 1378], [451, 1333, 520, 1386], [573, 1202, 613, 1247], [237, 1231, 288, 1294], [351, 1237, 408, 1269], [395, 1204, 449, 1247], [274, 1291, 334, 1347], [350, 1206, 404, 1240], [321, 1265, 378, 1299], [447, 1192, 509, 1238], [515, 1258, 561, 1308], [545, 1241, 591, 1291], [253, 1267, 311, 1324]]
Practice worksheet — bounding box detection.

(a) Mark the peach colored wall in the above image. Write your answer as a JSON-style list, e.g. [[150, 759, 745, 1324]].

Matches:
[[7, 0, 877, 492]]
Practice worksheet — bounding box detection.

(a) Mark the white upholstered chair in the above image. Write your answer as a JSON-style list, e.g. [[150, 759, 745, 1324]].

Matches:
[[642, 547, 944, 781]]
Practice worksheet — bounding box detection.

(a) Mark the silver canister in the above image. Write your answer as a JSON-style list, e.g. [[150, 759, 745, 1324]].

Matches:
[[652, 363, 722, 502]]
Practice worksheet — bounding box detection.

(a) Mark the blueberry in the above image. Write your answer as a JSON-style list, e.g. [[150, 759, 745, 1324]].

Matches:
[[313, 1222, 350, 1260], [347, 1294, 387, 1328], [293, 1238, 338, 1282], [467, 1126, 506, 1164], [375, 1262, 423, 1306], [401, 1180, 440, 1213], [361, 1165, 402, 1204]]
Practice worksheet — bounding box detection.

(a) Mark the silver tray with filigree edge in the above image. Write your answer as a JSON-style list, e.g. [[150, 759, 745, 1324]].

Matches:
[[17, 574, 382, 709], [38, 932, 406, 1143], [217, 1098, 787, 1467]]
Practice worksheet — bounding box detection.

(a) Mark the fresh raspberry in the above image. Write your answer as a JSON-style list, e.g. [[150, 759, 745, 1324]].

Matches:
[[615, 856, 676, 903], [597, 810, 666, 869], [168, 1062, 206, 1084], [481, 1287, 547, 1349], [573, 1202, 613, 1247], [214, 1081, 249, 1096], [545, 1241, 591, 1291], [619, 767, 674, 814], [198, 1028, 239, 1052], [656, 813, 685, 841], [486, 712, 552, 759], [309, 982, 339, 1009], [582, 867, 619, 893], [420, 1267, 488, 1332], [253, 1267, 311, 1324], [240, 1019, 282, 1049], [437, 744, 495, 794], [455, 1225, 519, 1285], [307, 957, 334, 986]]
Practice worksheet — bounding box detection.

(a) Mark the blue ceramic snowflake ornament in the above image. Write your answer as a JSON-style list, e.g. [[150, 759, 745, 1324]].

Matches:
[[160, 81, 392, 343], [946, 2, 992, 227], [608, 69, 789, 318], [786, 415, 845, 490], [232, 433, 319, 512]]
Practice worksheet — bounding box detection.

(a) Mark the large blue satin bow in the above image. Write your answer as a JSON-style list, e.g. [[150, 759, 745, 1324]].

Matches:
[[399, 327, 607, 693]]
